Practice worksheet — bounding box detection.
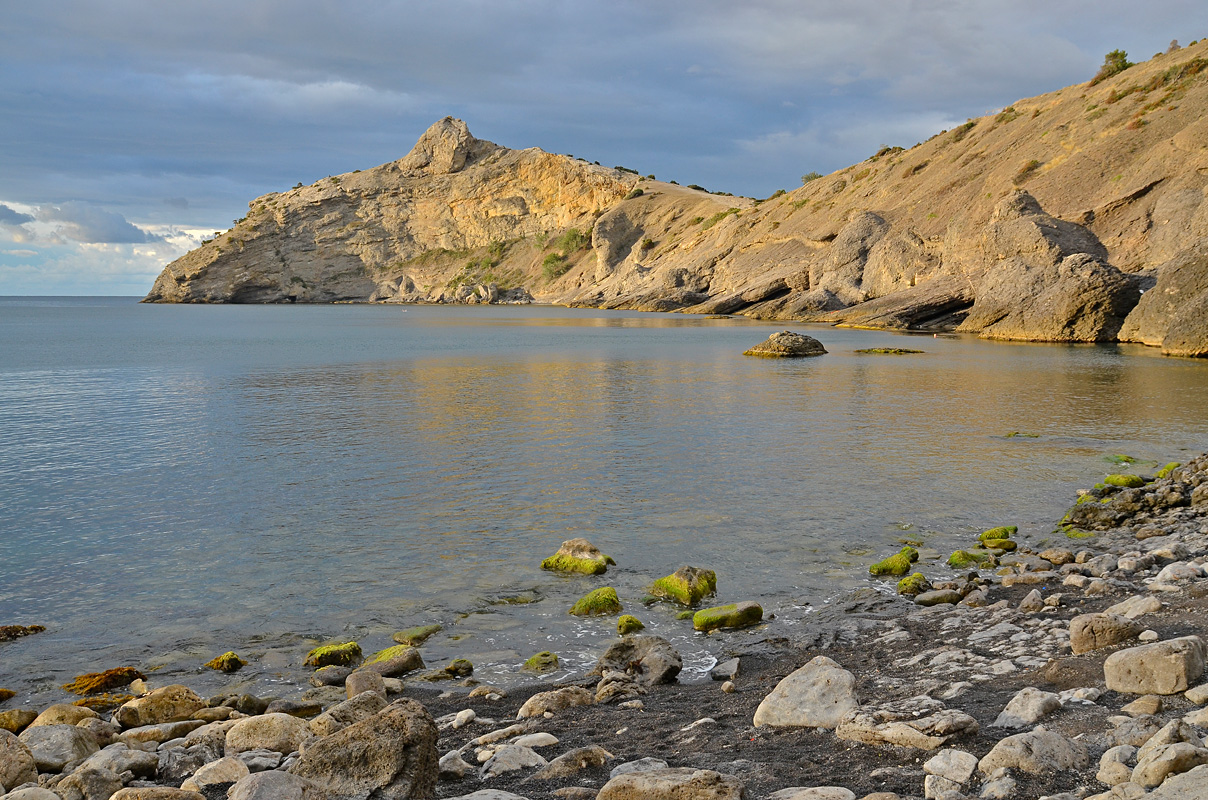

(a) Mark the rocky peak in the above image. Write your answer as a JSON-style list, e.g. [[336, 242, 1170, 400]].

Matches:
[[397, 116, 494, 175]]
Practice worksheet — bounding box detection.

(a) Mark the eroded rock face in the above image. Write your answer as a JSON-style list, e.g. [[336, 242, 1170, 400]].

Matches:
[[1120, 241, 1208, 356]]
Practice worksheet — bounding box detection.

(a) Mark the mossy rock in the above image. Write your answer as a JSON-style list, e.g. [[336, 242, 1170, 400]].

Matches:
[[521, 651, 559, 673], [675, 610, 694, 620], [948, 549, 993, 569], [365, 644, 419, 667], [855, 348, 924, 354], [61, 667, 146, 695], [649, 566, 717, 606], [1107, 454, 1137, 464], [0, 689, 14, 703], [981, 538, 1017, 552], [897, 573, 930, 596], [392, 624, 442, 646], [569, 587, 622, 616], [0, 624, 45, 642], [978, 526, 1017, 542], [304, 641, 362, 668], [1155, 462, 1180, 480], [445, 659, 473, 677], [204, 651, 247, 673], [1104, 474, 1144, 488], [541, 538, 615, 575], [617, 615, 645, 635], [693, 601, 763, 632], [869, 546, 919, 576], [1065, 528, 1097, 539], [72, 693, 133, 711]]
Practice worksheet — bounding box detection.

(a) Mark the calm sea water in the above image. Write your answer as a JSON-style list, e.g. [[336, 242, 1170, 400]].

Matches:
[[3, 297, 1208, 705]]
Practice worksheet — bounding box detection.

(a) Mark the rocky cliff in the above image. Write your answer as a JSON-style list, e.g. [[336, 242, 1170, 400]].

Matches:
[[146, 43, 1208, 356]]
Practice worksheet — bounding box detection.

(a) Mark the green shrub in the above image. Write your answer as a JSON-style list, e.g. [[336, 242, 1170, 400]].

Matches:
[[951, 121, 976, 142], [1014, 159, 1043, 185], [542, 252, 569, 280], [700, 208, 738, 230], [551, 228, 590, 253], [625, 188, 644, 200], [800, 172, 822, 184], [1090, 49, 1135, 85], [687, 184, 706, 191]]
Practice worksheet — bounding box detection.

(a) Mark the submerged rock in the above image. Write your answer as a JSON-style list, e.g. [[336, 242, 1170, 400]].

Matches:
[[649, 566, 717, 606], [541, 538, 616, 575], [61, 667, 146, 695], [742, 331, 827, 358], [303, 641, 362, 669], [203, 652, 247, 673], [569, 587, 623, 616], [522, 652, 560, 674], [869, 546, 919, 576], [693, 602, 763, 632]]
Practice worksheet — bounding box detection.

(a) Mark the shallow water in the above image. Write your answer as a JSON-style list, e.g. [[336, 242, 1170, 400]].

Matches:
[[2, 297, 1208, 704]]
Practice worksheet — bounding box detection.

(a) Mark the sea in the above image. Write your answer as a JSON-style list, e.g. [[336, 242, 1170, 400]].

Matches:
[[3, 296, 1208, 705]]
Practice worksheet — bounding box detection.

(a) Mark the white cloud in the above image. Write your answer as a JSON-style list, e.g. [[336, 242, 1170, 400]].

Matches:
[[36, 202, 156, 244]]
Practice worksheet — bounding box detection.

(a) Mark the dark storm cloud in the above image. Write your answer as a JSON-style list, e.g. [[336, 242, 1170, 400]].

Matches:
[[2, 1, 1205, 247], [0, 204, 34, 226], [37, 202, 155, 244]]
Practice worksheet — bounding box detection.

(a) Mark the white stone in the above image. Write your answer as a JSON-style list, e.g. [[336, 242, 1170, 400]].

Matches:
[[452, 709, 476, 729], [991, 687, 1061, 728], [753, 656, 857, 729], [511, 732, 558, 748], [1104, 595, 1163, 619], [181, 756, 250, 792], [1104, 636, 1207, 695], [924, 748, 978, 784], [479, 744, 547, 778]]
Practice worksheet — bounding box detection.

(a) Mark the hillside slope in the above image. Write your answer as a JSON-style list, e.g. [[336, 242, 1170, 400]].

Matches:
[[146, 44, 1208, 355]]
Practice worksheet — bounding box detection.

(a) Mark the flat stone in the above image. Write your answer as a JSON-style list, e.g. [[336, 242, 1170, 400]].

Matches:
[[710, 658, 740, 681], [109, 789, 205, 800], [1121, 695, 1162, 716], [978, 729, 1088, 774], [767, 789, 855, 800], [1187, 683, 1208, 705], [28, 704, 98, 728], [923, 748, 978, 784], [1070, 613, 1143, 654], [17, 723, 99, 772], [119, 719, 206, 745], [753, 656, 858, 729], [915, 590, 961, 607], [480, 744, 547, 778], [1104, 636, 1207, 695], [610, 757, 670, 778], [78, 743, 159, 777], [836, 708, 978, 751], [1104, 595, 1163, 620], [597, 767, 744, 800]]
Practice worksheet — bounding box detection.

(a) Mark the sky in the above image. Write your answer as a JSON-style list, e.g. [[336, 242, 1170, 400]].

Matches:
[[2, 1, 1205, 295]]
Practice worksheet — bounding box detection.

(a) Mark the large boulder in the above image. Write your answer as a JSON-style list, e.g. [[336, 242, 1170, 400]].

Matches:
[[517, 687, 595, 719], [224, 713, 312, 757], [17, 724, 99, 772], [0, 729, 39, 790], [742, 331, 827, 358], [1145, 763, 1208, 799], [28, 705, 98, 728], [290, 698, 437, 800], [1120, 241, 1208, 356], [596, 767, 745, 800], [1104, 636, 1206, 695], [227, 770, 330, 800], [308, 690, 388, 737], [753, 656, 858, 729], [978, 729, 1089, 775], [55, 766, 125, 800], [114, 685, 205, 728], [1070, 613, 1143, 654], [590, 636, 682, 686]]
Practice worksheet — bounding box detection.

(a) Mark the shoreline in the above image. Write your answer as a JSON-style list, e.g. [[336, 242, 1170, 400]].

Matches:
[[3, 457, 1207, 798]]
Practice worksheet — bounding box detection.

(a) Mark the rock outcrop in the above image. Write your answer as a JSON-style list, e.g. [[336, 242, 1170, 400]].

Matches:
[[145, 43, 1208, 356]]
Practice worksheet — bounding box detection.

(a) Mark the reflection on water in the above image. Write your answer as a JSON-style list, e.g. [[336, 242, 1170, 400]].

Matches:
[[2, 298, 1208, 704]]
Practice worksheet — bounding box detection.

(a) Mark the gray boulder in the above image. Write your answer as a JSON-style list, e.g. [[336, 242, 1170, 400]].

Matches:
[[1104, 636, 1206, 695], [753, 656, 858, 729], [591, 636, 682, 686], [0, 729, 39, 791], [991, 687, 1061, 729], [290, 698, 437, 800], [978, 729, 1089, 775], [16, 724, 98, 772], [225, 713, 311, 757], [54, 767, 124, 800], [596, 767, 744, 800], [1070, 613, 1143, 654], [227, 770, 330, 800], [742, 331, 827, 358], [307, 691, 387, 737]]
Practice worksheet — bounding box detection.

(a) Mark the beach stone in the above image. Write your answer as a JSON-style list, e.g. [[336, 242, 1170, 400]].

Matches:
[[511, 732, 556, 748], [597, 767, 744, 800], [2, 789, 60, 800], [119, 719, 206, 745], [0, 730, 38, 791], [1155, 561, 1204, 582], [263, 700, 322, 718], [924, 749, 978, 784], [1187, 683, 1208, 704], [451, 709, 477, 730], [991, 687, 1060, 729], [1186, 707, 1208, 726], [109, 789, 205, 800], [1098, 745, 1137, 786], [836, 707, 978, 751], [915, 590, 962, 607], [1136, 720, 1204, 762], [17, 724, 98, 772], [1070, 613, 1143, 654], [591, 636, 682, 686], [1121, 695, 1162, 716], [28, 705, 98, 728], [650, 566, 717, 606], [180, 755, 249, 792], [768, 789, 855, 800], [711, 658, 740, 681], [1132, 742, 1208, 788], [692, 602, 763, 632], [1104, 636, 1206, 694], [224, 713, 310, 757], [439, 750, 473, 779], [978, 774, 1016, 800], [56, 766, 124, 800], [291, 698, 437, 800], [541, 537, 615, 575], [1018, 589, 1045, 613], [610, 757, 669, 778], [1144, 763, 1208, 798], [753, 656, 858, 729], [742, 331, 826, 358], [234, 748, 281, 772], [479, 744, 547, 778], [114, 686, 205, 729], [529, 745, 612, 780], [227, 771, 327, 800], [345, 670, 387, 700], [0, 710, 38, 735], [309, 666, 352, 687], [78, 743, 159, 777], [1109, 715, 1164, 748], [446, 793, 529, 800], [1105, 595, 1163, 619], [362, 646, 424, 678], [517, 687, 594, 719], [977, 729, 1088, 774], [307, 690, 387, 736]]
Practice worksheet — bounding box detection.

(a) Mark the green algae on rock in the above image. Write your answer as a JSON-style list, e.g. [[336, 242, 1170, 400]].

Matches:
[[896, 573, 931, 596], [675, 610, 694, 620], [948, 549, 994, 569], [61, 667, 146, 695], [1156, 462, 1181, 479], [869, 546, 919, 576], [693, 601, 763, 632], [981, 538, 1017, 552], [392, 624, 442, 646], [617, 615, 645, 635], [978, 526, 1017, 542], [445, 658, 474, 677], [854, 348, 925, 354], [365, 644, 422, 669], [0, 689, 14, 703], [1104, 473, 1145, 488], [522, 651, 560, 673], [304, 641, 362, 668], [569, 587, 622, 616], [0, 624, 45, 642], [743, 331, 827, 358], [649, 566, 717, 606], [541, 537, 616, 575], [204, 651, 247, 673]]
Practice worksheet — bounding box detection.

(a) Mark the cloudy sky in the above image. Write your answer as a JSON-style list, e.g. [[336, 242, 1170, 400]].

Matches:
[[2, 1, 1205, 295]]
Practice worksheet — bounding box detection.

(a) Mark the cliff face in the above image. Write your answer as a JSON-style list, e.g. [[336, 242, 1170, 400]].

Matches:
[[147, 44, 1208, 355]]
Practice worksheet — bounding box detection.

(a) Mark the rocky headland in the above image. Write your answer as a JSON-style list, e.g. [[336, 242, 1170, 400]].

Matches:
[[4, 455, 1208, 799], [146, 43, 1208, 357]]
